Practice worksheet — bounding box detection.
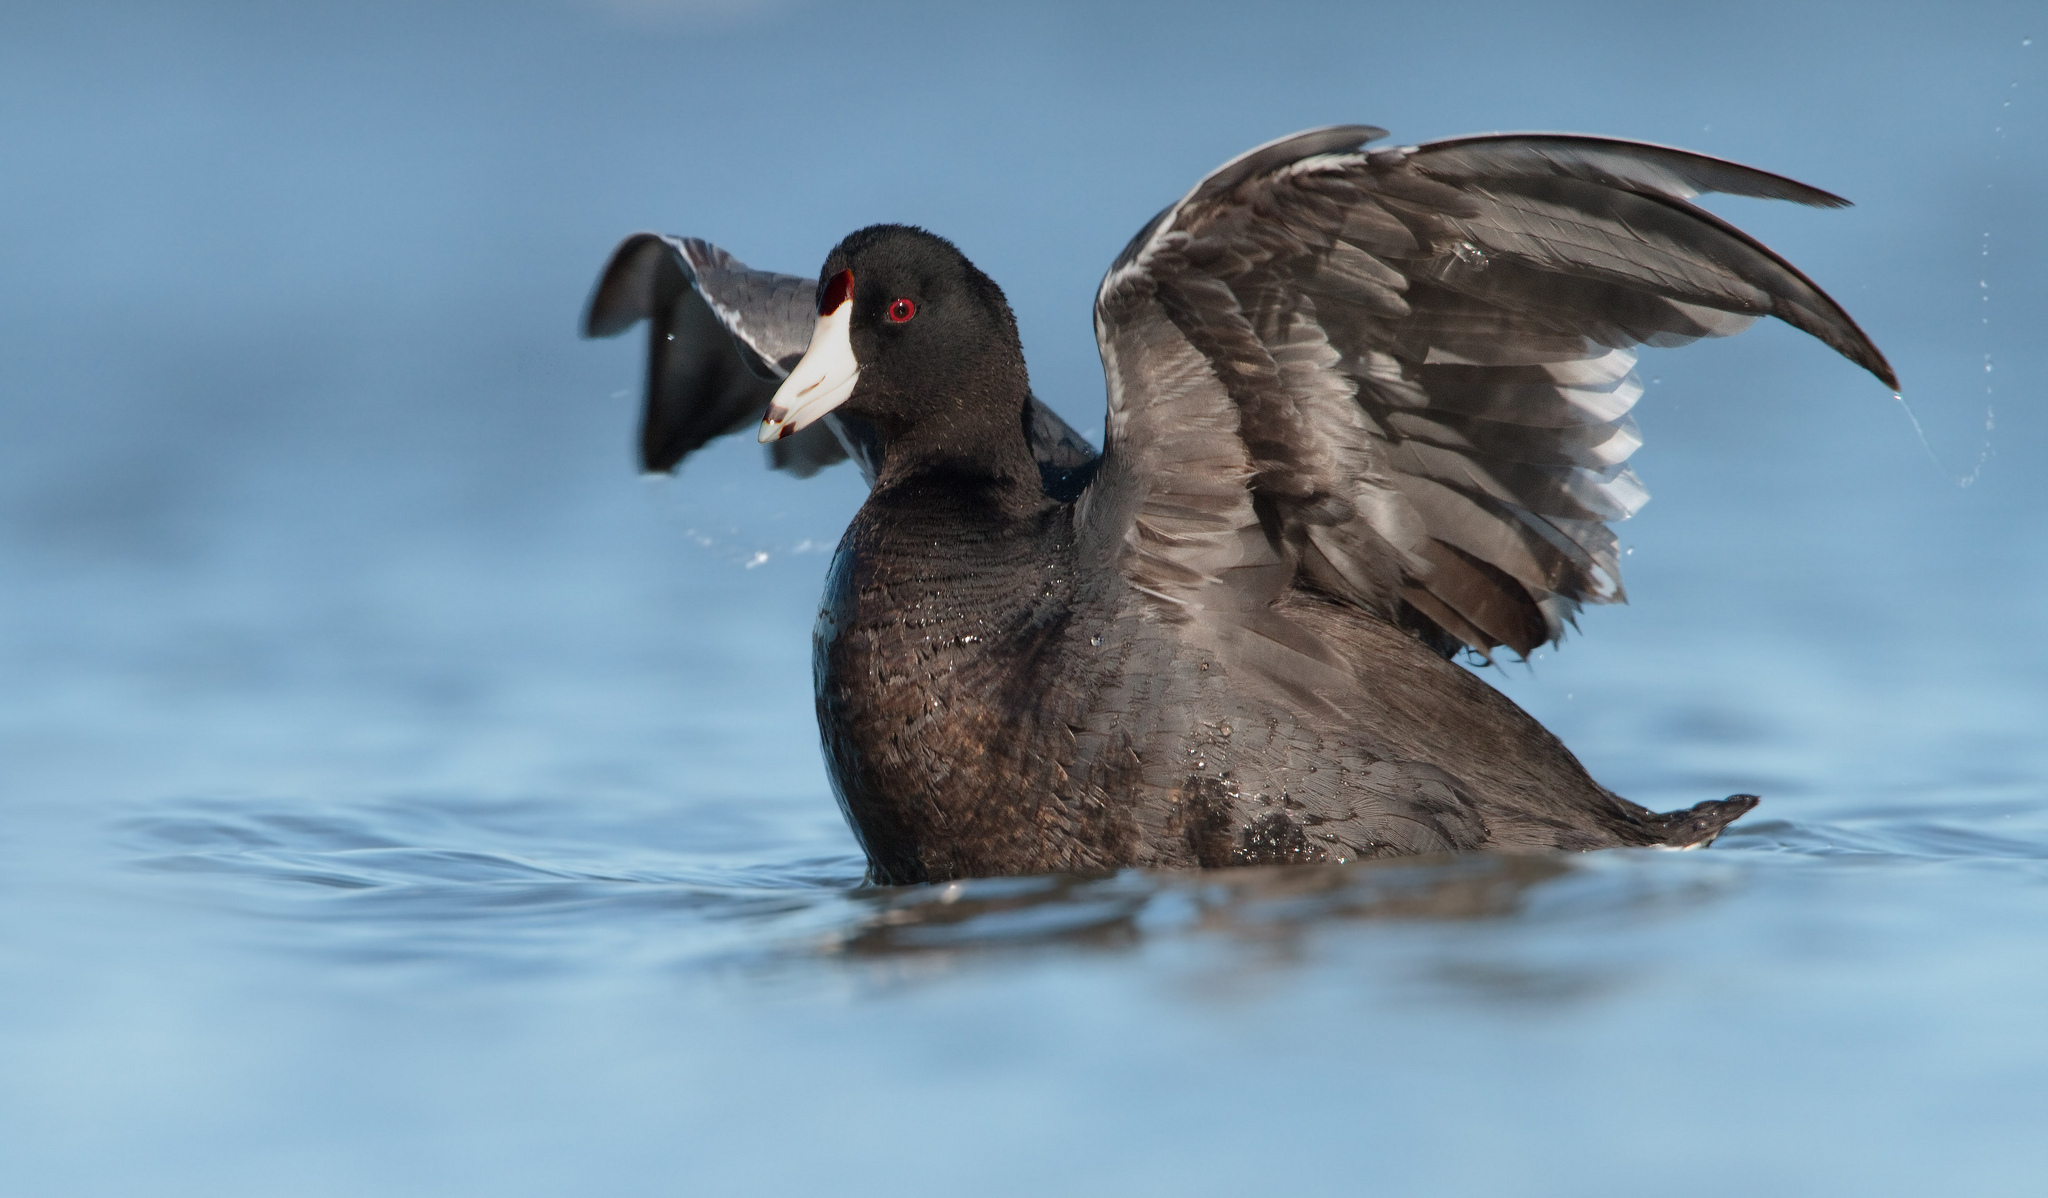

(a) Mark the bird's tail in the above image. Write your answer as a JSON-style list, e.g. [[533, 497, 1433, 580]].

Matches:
[[1652, 794, 1760, 850]]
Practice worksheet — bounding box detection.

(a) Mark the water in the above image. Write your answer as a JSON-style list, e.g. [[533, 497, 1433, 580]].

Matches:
[[5, 3, 2046, 1194]]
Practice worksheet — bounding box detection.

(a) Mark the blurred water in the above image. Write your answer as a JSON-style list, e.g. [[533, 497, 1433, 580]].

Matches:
[[4, 2, 2046, 1195]]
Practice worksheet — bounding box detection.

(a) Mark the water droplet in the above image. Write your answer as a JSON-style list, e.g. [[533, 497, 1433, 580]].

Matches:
[[2023, 36, 2032, 46]]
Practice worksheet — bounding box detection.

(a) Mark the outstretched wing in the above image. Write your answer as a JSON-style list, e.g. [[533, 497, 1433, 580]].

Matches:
[[1083, 126, 1893, 659], [584, 234, 1101, 495]]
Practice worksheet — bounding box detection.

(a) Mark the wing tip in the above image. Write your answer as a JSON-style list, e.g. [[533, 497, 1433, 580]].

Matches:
[[1410, 131, 1857, 209], [583, 231, 691, 340]]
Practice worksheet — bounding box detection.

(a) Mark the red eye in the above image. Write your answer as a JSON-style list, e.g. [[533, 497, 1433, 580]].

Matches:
[[886, 298, 916, 323]]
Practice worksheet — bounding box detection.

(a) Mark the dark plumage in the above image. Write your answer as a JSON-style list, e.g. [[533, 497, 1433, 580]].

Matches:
[[584, 126, 1894, 884]]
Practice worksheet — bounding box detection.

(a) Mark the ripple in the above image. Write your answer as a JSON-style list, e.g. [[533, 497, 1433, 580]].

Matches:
[[1716, 795, 2048, 861], [111, 788, 2048, 984]]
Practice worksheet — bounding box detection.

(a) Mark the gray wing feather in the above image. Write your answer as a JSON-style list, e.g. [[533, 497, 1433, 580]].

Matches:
[[1084, 126, 1893, 659], [1409, 133, 1855, 207], [669, 237, 819, 372]]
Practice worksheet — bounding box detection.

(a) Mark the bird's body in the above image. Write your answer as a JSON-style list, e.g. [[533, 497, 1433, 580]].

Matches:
[[814, 377, 1745, 884], [585, 125, 1893, 884]]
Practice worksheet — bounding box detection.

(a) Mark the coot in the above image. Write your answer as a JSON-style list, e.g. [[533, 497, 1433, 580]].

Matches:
[[585, 125, 1893, 884]]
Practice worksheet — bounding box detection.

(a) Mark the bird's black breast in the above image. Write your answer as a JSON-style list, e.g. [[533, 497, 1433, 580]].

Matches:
[[812, 482, 1141, 883]]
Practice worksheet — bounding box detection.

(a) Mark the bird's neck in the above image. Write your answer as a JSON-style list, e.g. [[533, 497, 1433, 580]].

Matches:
[[870, 389, 1046, 518]]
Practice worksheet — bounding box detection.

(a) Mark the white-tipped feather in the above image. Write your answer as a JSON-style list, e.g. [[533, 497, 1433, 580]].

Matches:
[[1544, 348, 1638, 389], [1560, 374, 1645, 424]]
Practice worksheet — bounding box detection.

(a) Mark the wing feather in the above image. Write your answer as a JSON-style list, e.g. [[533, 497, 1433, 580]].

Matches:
[[1082, 126, 1892, 658]]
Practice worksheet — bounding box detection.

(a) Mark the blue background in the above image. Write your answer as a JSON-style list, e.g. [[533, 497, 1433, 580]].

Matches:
[[3, 3, 2044, 1195]]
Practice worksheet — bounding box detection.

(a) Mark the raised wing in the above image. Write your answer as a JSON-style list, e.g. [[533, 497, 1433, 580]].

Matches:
[[584, 234, 1100, 495], [1085, 126, 1894, 659]]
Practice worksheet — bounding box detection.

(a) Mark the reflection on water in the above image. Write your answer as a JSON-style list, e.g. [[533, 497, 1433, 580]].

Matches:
[[832, 854, 1578, 958], [820, 855, 1651, 1002]]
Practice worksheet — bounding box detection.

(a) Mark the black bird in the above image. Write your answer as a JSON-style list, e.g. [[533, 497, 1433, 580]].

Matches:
[[585, 126, 1894, 884]]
